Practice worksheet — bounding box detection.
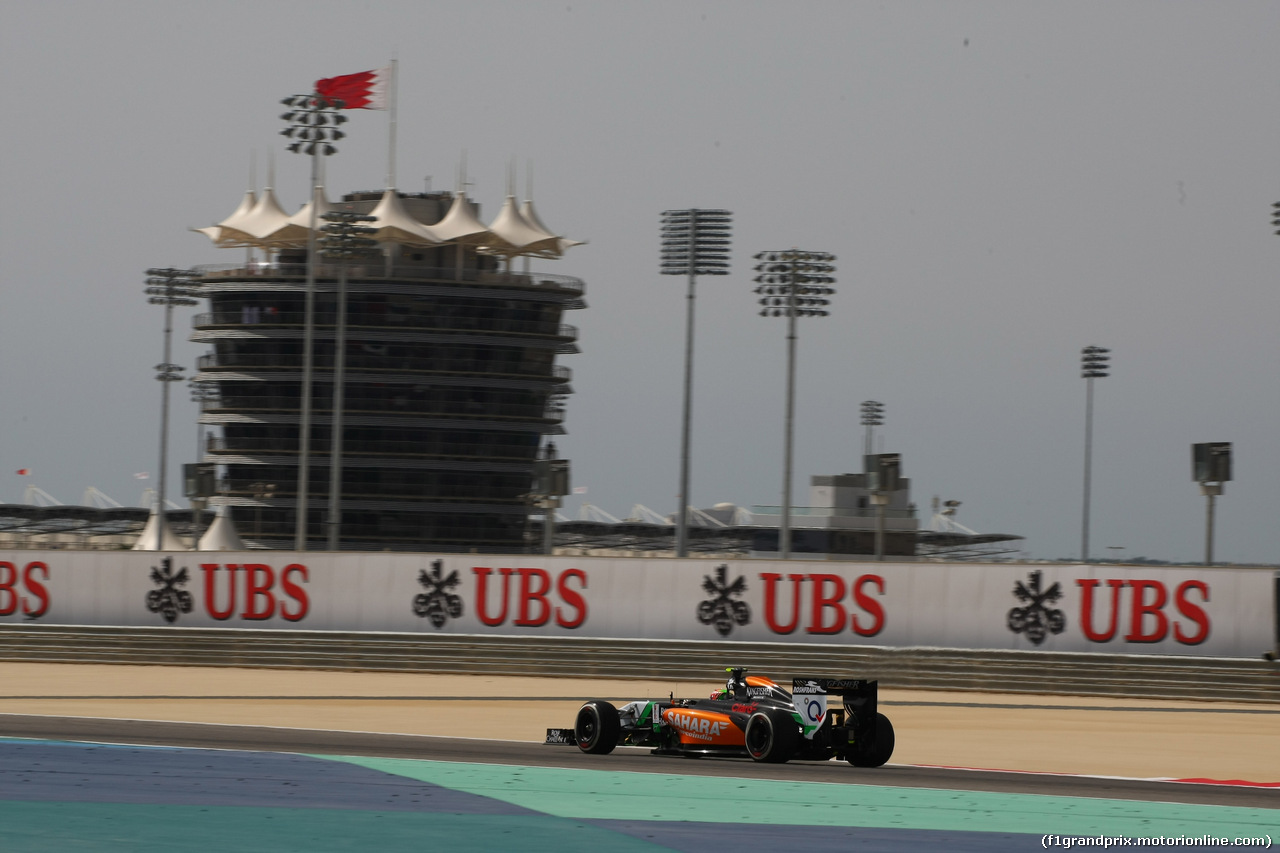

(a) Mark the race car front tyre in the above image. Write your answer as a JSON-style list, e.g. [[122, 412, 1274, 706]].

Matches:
[[847, 713, 895, 767], [744, 709, 798, 763], [575, 700, 620, 754]]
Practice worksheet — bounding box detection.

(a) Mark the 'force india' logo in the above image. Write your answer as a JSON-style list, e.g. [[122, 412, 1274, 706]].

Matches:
[[668, 713, 725, 740]]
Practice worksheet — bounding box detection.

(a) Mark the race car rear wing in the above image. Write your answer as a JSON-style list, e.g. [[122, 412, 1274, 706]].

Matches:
[[791, 678, 878, 734]]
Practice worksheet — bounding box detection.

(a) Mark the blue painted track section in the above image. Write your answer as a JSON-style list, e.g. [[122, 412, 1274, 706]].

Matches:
[[1, 739, 1264, 852], [0, 739, 534, 813]]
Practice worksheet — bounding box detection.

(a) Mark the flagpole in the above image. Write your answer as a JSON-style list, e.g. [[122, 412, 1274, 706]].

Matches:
[[387, 58, 398, 189], [296, 166, 319, 552]]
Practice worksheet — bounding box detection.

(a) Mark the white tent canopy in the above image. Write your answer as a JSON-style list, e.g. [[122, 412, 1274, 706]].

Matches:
[[194, 179, 582, 261], [521, 197, 582, 257], [267, 186, 337, 246], [194, 189, 257, 248], [197, 504, 245, 551], [432, 191, 491, 245], [131, 506, 189, 551], [230, 186, 293, 245], [486, 194, 561, 259], [366, 188, 443, 247]]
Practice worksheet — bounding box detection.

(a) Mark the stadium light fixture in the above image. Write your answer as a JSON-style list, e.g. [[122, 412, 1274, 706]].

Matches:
[[860, 400, 884, 460], [1080, 345, 1111, 561], [144, 267, 201, 541], [281, 93, 346, 550], [661, 208, 732, 557], [752, 250, 836, 559], [317, 210, 378, 551]]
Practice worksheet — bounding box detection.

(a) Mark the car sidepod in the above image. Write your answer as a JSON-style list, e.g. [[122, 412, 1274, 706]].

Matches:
[[660, 703, 745, 750]]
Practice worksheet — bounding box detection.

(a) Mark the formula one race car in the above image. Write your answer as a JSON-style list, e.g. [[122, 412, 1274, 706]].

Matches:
[[545, 668, 894, 767]]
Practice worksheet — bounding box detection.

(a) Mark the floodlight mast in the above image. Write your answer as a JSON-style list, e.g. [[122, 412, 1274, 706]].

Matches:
[[861, 401, 887, 560], [660, 209, 732, 557], [753, 250, 836, 559], [317, 210, 379, 550], [1192, 442, 1232, 566], [860, 400, 884, 459], [144, 268, 201, 541], [1080, 345, 1111, 561], [280, 93, 347, 550]]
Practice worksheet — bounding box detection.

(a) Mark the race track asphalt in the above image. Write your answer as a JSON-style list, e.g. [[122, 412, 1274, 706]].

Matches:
[[1, 663, 1276, 852]]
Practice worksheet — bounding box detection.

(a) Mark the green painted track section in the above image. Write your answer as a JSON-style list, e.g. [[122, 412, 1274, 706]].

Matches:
[[0, 802, 667, 852], [322, 755, 1280, 838]]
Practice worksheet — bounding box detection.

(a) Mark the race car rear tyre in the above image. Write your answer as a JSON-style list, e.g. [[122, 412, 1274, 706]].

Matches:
[[847, 713, 895, 768], [575, 700, 620, 755], [744, 709, 798, 763]]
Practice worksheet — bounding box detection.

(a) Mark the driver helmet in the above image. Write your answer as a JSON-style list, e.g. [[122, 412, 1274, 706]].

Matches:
[[725, 667, 747, 697]]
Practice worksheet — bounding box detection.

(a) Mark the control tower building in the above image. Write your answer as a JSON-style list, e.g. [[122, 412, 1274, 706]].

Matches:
[[190, 180, 584, 552]]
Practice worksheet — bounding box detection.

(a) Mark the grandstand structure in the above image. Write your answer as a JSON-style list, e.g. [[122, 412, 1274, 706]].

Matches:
[[0, 489, 1021, 559], [544, 494, 1022, 561], [916, 497, 1024, 560], [0, 487, 204, 550], [551, 503, 757, 556]]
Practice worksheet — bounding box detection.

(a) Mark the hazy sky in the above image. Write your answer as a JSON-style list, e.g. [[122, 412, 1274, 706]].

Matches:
[[3, 1, 1277, 565]]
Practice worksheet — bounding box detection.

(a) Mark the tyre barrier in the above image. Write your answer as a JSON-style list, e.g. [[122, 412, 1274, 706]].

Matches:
[[1, 624, 1278, 703]]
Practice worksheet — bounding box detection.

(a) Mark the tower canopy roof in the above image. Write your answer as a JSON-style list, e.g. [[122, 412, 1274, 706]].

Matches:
[[486, 195, 562, 258], [194, 182, 581, 258], [194, 189, 258, 247], [268, 187, 337, 245], [226, 186, 293, 245], [521, 197, 583, 257], [432, 191, 491, 245], [366, 188, 443, 246]]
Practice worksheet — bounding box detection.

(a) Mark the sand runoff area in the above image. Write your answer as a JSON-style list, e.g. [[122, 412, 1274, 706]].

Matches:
[[1, 661, 1277, 783]]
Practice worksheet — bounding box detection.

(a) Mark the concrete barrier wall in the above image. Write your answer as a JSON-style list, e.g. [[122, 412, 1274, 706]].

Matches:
[[0, 551, 1273, 658]]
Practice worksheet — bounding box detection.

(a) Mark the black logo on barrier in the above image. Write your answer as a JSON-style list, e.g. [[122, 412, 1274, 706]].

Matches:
[[146, 556, 194, 624], [697, 564, 751, 637], [413, 559, 463, 628], [1008, 570, 1065, 645]]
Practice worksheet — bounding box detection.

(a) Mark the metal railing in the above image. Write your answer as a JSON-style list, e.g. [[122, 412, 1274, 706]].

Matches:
[[196, 352, 571, 381], [204, 436, 534, 462], [752, 506, 918, 520], [0, 625, 1276, 703], [198, 400, 565, 424], [191, 312, 578, 341], [192, 263, 586, 294]]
